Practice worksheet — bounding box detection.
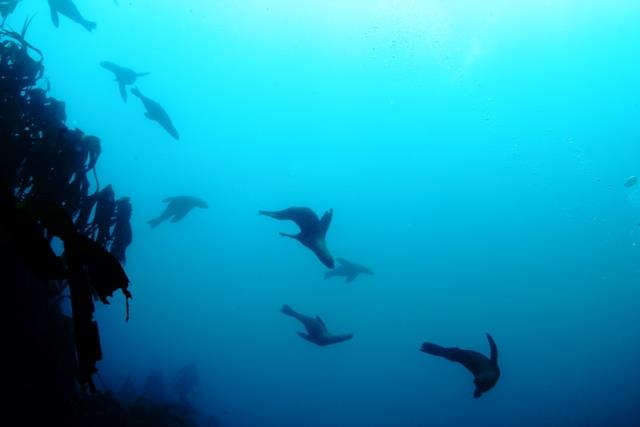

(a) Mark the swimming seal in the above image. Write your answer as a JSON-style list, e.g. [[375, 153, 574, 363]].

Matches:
[[280, 304, 353, 346], [421, 333, 500, 398], [324, 258, 372, 282], [260, 206, 334, 268], [148, 196, 208, 229]]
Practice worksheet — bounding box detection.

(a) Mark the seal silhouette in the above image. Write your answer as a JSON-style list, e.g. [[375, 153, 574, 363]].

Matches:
[[260, 206, 334, 268]]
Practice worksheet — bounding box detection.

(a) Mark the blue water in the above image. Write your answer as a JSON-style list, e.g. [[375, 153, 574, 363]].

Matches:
[[8, 1, 640, 426]]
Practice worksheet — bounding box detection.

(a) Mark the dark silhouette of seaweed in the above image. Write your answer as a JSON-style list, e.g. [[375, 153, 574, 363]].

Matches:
[[0, 25, 192, 427]]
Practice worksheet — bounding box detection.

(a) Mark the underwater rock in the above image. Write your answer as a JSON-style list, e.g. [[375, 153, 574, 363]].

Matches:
[[117, 375, 137, 405], [68, 392, 198, 427]]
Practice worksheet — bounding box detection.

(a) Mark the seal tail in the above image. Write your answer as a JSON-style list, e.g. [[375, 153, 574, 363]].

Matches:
[[82, 20, 96, 32], [324, 334, 353, 345], [131, 86, 142, 99], [118, 81, 127, 102], [421, 342, 446, 357], [259, 209, 288, 220], [280, 304, 296, 317]]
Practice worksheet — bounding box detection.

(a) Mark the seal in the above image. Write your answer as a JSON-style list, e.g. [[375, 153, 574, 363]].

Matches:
[[131, 87, 179, 140], [259, 207, 334, 268], [280, 304, 353, 346], [148, 196, 208, 229], [1, 0, 21, 26], [420, 333, 500, 398], [324, 258, 373, 282], [100, 62, 149, 102], [48, 0, 96, 31]]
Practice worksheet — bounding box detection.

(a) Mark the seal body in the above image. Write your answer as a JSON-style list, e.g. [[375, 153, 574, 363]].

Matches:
[[48, 0, 96, 31], [131, 87, 179, 140], [325, 258, 373, 282], [421, 333, 500, 398], [280, 305, 353, 346], [148, 196, 207, 229], [260, 207, 334, 268]]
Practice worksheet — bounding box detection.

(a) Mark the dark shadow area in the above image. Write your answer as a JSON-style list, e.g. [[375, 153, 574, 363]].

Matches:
[[1, 25, 196, 427]]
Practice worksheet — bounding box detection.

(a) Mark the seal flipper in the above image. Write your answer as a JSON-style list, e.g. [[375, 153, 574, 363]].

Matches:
[[260, 208, 316, 224], [258, 209, 288, 220], [323, 334, 353, 345], [265, 207, 328, 234], [170, 209, 191, 223], [148, 216, 164, 229], [487, 333, 498, 364], [421, 343, 485, 377], [279, 232, 299, 239], [280, 304, 299, 319], [319, 209, 333, 236], [346, 274, 358, 283], [315, 316, 327, 333], [50, 7, 60, 27], [130, 86, 142, 99], [118, 80, 127, 102], [81, 19, 96, 32], [421, 342, 447, 357], [147, 208, 172, 229], [296, 332, 315, 343]]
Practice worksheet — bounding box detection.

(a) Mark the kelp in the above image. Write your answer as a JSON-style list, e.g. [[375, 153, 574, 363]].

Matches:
[[171, 363, 202, 407], [65, 392, 198, 427], [0, 23, 131, 264], [1, 24, 133, 401]]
